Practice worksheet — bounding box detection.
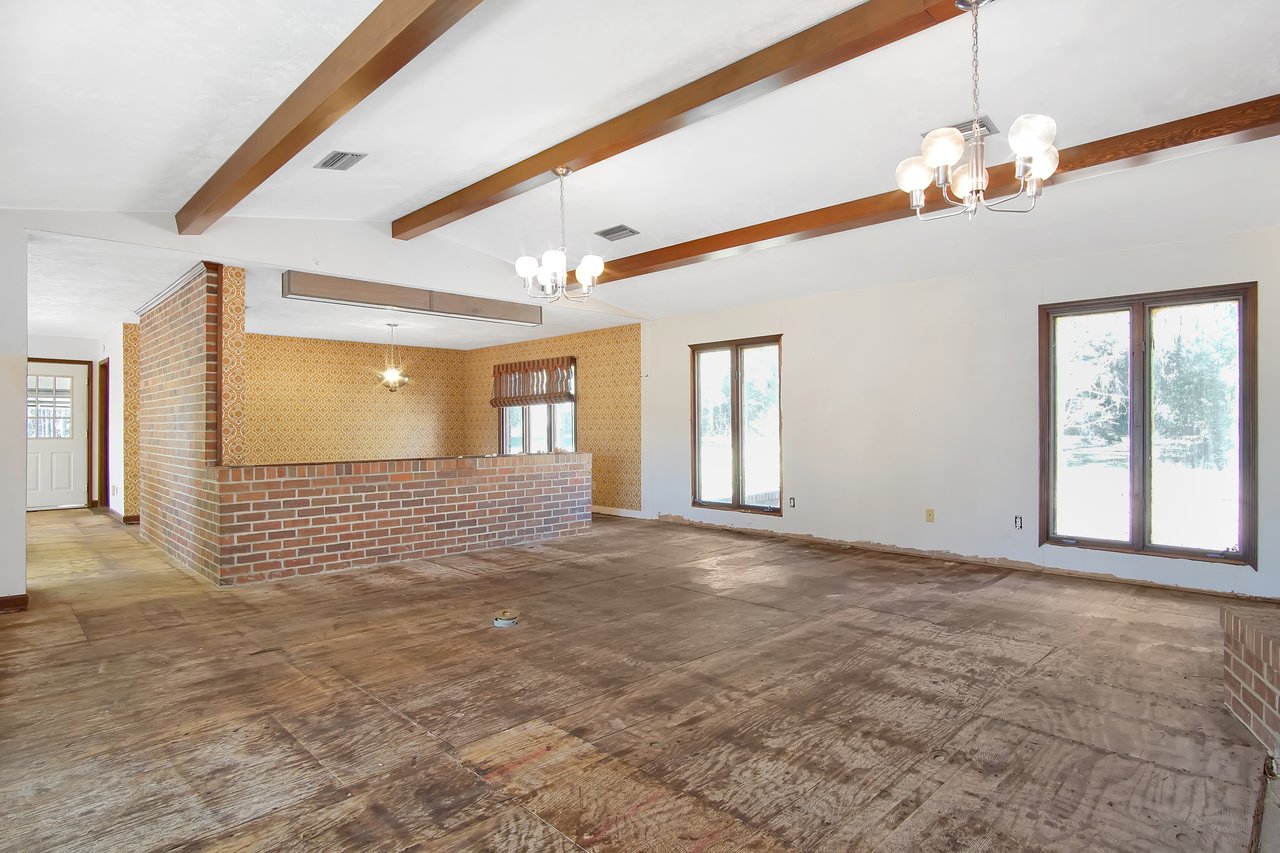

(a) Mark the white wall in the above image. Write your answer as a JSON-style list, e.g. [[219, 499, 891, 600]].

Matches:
[[642, 227, 1279, 598], [99, 324, 127, 517], [27, 334, 99, 362]]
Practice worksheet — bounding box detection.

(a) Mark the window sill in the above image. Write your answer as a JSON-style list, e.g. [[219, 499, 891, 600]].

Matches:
[[1042, 537, 1254, 570], [691, 501, 783, 517]]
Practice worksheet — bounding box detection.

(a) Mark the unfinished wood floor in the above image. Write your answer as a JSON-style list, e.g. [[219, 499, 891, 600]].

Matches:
[[2, 510, 1268, 851]]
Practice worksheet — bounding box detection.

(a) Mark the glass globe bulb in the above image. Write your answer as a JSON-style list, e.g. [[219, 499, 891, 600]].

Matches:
[[1008, 114, 1058, 157], [542, 249, 567, 275], [514, 256, 538, 279], [535, 266, 552, 288], [894, 156, 933, 193], [951, 162, 990, 199], [578, 254, 604, 278], [1030, 145, 1059, 180], [921, 127, 966, 168]]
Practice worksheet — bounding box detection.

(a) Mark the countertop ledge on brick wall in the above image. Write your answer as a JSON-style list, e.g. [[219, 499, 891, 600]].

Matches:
[[214, 453, 592, 482]]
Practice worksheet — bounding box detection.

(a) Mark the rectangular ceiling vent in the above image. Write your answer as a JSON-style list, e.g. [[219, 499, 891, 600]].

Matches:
[[594, 224, 640, 242], [314, 150, 368, 171], [922, 115, 1000, 139]]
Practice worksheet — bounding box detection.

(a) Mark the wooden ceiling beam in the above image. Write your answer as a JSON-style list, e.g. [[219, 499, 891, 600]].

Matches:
[[391, 0, 964, 240], [591, 94, 1280, 285], [176, 0, 484, 236]]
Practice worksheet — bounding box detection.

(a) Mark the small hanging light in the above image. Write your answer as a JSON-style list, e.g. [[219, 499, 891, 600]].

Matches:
[[379, 322, 408, 392]]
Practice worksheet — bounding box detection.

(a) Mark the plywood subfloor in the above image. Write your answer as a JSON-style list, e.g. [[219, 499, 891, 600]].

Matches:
[[2, 509, 1268, 851]]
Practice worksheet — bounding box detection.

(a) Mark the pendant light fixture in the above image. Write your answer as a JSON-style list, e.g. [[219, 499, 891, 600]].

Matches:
[[515, 167, 604, 302], [895, 0, 1059, 220], [379, 322, 408, 392]]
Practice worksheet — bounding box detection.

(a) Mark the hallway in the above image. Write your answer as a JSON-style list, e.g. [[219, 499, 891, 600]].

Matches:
[[1, 510, 1269, 851]]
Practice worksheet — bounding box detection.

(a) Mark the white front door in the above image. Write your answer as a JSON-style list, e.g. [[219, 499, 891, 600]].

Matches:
[[26, 361, 89, 510]]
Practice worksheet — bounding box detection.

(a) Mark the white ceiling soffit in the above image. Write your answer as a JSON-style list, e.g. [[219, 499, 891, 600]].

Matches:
[[0, 0, 382, 211], [589, 135, 1280, 321], [233, 0, 863, 221], [243, 267, 636, 350], [25, 230, 637, 349], [26, 232, 205, 338]]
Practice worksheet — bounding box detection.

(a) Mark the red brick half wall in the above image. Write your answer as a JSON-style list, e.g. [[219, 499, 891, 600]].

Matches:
[[1221, 606, 1280, 754], [214, 453, 592, 585]]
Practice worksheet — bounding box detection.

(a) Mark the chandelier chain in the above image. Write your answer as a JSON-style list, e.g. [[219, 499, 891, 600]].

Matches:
[[970, 6, 980, 134], [558, 171, 567, 251]]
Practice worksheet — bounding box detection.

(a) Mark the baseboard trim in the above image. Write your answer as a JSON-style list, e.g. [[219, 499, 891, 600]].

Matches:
[[107, 507, 141, 525], [0, 594, 29, 613], [653, 514, 1280, 605], [591, 506, 648, 519]]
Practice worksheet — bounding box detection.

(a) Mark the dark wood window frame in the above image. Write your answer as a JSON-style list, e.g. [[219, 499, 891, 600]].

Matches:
[[1038, 282, 1258, 568], [498, 402, 577, 456], [690, 334, 783, 515]]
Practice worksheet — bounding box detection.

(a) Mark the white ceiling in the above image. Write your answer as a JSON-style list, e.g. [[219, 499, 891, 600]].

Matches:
[[0, 0, 381, 211], [234, 0, 863, 221], [11, 0, 1280, 348]]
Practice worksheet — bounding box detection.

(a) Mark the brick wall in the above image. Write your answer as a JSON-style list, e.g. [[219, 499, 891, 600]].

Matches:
[[1221, 607, 1280, 754], [213, 453, 591, 585], [138, 263, 222, 583]]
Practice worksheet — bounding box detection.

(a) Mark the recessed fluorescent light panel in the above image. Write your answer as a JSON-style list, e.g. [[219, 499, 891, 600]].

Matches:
[[282, 271, 542, 327]]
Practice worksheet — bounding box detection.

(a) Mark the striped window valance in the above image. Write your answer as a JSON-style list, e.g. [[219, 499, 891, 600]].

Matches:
[[490, 356, 576, 408]]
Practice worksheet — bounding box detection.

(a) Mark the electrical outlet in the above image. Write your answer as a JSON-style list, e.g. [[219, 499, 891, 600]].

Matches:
[[925, 508, 936, 523], [112, 485, 119, 496], [788, 497, 795, 508], [1014, 515, 1023, 530]]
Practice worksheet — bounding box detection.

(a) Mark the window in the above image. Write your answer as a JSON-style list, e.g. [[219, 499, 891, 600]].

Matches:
[[501, 402, 575, 454], [691, 336, 781, 513], [493, 357, 576, 455], [26, 375, 73, 439], [1040, 283, 1256, 566]]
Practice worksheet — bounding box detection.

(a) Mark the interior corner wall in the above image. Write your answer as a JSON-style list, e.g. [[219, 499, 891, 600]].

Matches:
[[0, 222, 27, 600], [100, 322, 139, 519], [138, 264, 221, 583], [460, 324, 642, 512], [641, 227, 1279, 599]]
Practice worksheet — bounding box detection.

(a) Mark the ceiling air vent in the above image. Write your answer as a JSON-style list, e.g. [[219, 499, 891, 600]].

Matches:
[[314, 150, 368, 171], [922, 115, 1000, 140], [594, 224, 640, 242]]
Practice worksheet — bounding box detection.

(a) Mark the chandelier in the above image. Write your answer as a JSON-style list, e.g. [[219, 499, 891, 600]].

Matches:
[[894, 0, 1059, 220], [515, 167, 603, 301], [379, 322, 408, 392]]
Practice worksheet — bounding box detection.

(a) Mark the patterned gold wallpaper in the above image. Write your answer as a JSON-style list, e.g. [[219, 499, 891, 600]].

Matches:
[[234, 334, 468, 465], [219, 266, 248, 465], [122, 322, 139, 518], [213, 263, 640, 507], [460, 324, 641, 511]]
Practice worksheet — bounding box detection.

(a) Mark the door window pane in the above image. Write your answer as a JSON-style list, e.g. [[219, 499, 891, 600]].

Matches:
[[1052, 311, 1131, 541], [26, 374, 74, 440], [527, 404, 550, 454], [740, 344, 780, 509], [696, 349, 733, 503], [1149, 300, 1241, 552], [552, 402, 575, 452]]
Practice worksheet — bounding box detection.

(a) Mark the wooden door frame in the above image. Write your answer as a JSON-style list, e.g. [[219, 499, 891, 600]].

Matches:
[[98, 359, 110, 512], [26, 357, 94, 510]]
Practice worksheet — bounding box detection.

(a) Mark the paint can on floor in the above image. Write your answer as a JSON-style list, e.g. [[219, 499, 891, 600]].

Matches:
[[493, 609, 518, 628]]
